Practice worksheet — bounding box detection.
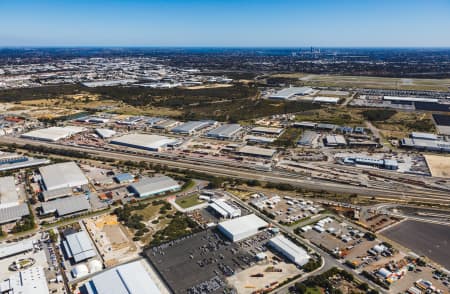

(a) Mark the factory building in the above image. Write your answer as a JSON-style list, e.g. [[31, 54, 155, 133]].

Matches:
[[268, 235, 310, 266], [207, 124, 242, 140], [0, 240, 34, 259], [0, 266, 49, 294], [146, 117, 165, 126], [236, 145, 277, 158], [21, 126, 86, 142], [343, 157, 398, 170], [41, 187, 72, 202], [95, 128, 116, 139], [62, 231, 97, 263], [324, 135, 347, 147], [41, 195, 91, 217], [39, 162, 88, 191], [171, 120, 217, 135], [0, 176, 19, 209], [0, 152, 50, 172], [209, 199, 241, 219], [218, 214, 268, 242], [152, 119, 179, 130], [251, 126, 284, 136], [76, 116, 110, 124], [0, 204, 30, 225], [383, 96, 439, 103], [269, 87, 314, 100], [401, 133, 450, 153], [80, 260, 161, 294], [244, 135, 276, 144], [297, 131, 319, 146], [313, 96, 340, 104], [114, 173, 135, 184], [111, 133, 178, 152], [129, 176, 181, 198]]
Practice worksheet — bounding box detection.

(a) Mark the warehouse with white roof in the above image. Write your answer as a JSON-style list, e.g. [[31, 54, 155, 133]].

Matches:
[[209, 199, 241, 219], [268, 235, 310, 266], [39, 162, 88, 191], [129, 176, 181, 198], [207, 124, 242, 139], [269, 87, 314, 100], [41, 195, 90, 216], [218, 214, 268, 242], [63, 231, 97, 263], [80, 260, 161, 294], [21, 126, 86, 142], [171, 120, 217, 135], [111, 133, 178, 151], [236, 145, 277, 158], [0, 176, 19, 209], [0, 266, 49, 294]]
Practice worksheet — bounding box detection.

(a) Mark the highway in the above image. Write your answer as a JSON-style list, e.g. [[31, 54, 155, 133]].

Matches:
[[2, 136, 450, 205]]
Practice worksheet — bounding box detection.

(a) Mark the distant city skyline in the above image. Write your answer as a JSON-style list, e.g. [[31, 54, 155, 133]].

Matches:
[[1, 0, 450, 47]]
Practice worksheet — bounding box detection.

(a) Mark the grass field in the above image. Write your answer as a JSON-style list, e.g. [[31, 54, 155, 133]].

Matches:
[[175, 193, 204, 209], [375, 111, 436, 138], [271, 73, 450, 91]]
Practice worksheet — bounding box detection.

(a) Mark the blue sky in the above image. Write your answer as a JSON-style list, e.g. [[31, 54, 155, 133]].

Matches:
[[1, 0, 450, 47]]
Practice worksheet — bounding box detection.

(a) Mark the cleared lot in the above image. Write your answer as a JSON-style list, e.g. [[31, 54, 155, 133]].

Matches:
[[424, 154, 450, 178]]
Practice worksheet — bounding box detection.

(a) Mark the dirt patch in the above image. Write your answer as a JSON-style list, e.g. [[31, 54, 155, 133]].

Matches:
[[424, 154, 450, 178]]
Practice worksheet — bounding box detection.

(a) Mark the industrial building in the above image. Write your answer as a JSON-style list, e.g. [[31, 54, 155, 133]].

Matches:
[[324, 135, 347, 147], [111, 133, 178, 151], [0, 176, 19, 209], [401, 133, 450, 153], [0, 240, 34, 259], [244, 135, 276, 144], [206, 124, 242, 139], [269, 87, 314, 100], [146, 117, 165, 126], [152, 119, 179, 130], [297, 131, 319, 146], [80, 260, 161, 294], [209, 199, 241, 219], [129, 176, 181, 198], [21, 126, 86, 142], [313, 96, 340, 104], [114, 173, 135, 184], [343, 157, 398, 170], [41, 195, 90, 216], [171, 120, 217, 135], [95, 128, 116, 139], [41, 187, 72, 202], [0, 152, 50, 172], [218, 214, 268, 242], [76, 116, 110, 124], [383, 96, 439, 103], [0, 266, 49, 294], [62, 231, 97, 263], [0, 204, 30, 225], [268, 235, 310, 266], [251, 126, 284, 136], [39, 162, 88, 191], [236, 145, 277, 158]]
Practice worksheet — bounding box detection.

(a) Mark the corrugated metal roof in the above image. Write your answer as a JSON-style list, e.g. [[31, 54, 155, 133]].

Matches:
[[65, 231, 96, 263], [41, 195, 90, 216], [39, 162, 88, 191], [0, 203, 29, 224], [268, 235, 310, 266], [207, 124, 242, 138], [218, 214, 267, 238], [0, 176, 19, 207], [130, 176, 180, 197]]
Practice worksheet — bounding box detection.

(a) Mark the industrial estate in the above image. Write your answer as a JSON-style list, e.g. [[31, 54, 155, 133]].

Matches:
[[0, 47, 449, 294]]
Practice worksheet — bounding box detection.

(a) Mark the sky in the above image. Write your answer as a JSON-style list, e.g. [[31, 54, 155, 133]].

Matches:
[[1, 0, 450, 47]]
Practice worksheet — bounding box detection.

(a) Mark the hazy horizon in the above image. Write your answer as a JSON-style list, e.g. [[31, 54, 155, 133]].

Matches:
[[1, 0, 450, 47]]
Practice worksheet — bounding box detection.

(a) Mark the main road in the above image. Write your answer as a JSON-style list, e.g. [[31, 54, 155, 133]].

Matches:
[[2, 136, 450, 204]]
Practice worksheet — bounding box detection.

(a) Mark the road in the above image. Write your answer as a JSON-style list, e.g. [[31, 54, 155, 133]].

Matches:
[[2, 136, 449, 205]]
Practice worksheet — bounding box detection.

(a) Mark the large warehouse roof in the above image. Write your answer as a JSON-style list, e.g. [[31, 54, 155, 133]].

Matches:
[[0, 203, 29, 224], [268, 235, 310, 266], [41, 195, 90, 216], [251, 126, 284, 135], [0, 266, 49, 294], [237, 145, 277, 158], [0, 240, 34, 259], [269, 87, 314, 100], [171, 120, 216, 134], [21, 126, 86, 142], [207, 124, 242, 139], [0, 176, 19, 209], [63, 231, 96, 263], [218, 214, 268, 242], [82, 260, 161, 294], [111, 133, 178, 151], [129, 176, 180, 198], [40, 162, 88, 191], [383, 96, 439, 103]]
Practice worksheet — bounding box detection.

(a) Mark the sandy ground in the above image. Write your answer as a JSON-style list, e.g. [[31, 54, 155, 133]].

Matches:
[[227, 251, 301, 294], [424, 154, 450, 178]]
